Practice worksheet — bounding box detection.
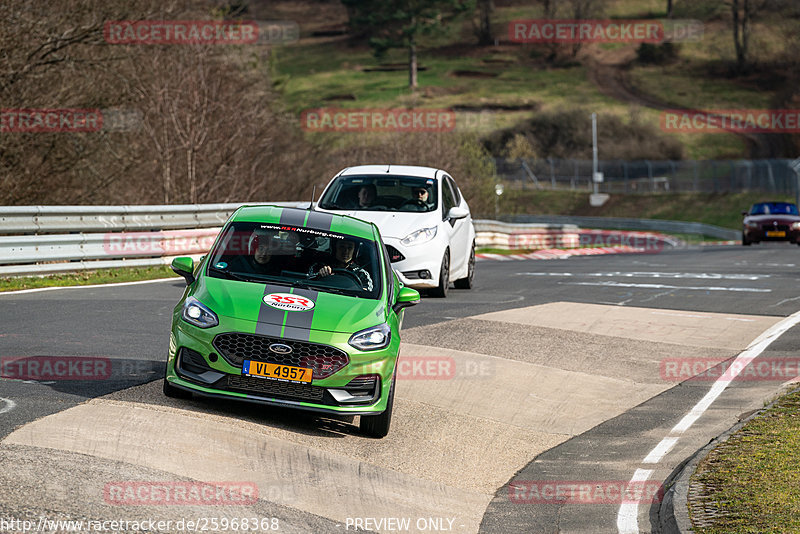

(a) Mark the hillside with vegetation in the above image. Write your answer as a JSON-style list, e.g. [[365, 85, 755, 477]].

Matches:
[[1, 0, 798, 217]]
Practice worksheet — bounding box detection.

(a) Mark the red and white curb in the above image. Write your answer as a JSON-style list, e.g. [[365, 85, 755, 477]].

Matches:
[[476, 246, 651, 261]]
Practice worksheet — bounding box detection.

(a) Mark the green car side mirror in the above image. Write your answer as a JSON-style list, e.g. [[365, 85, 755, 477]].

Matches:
[[392, 286, 421, 314], [171, 257, 195, 285]]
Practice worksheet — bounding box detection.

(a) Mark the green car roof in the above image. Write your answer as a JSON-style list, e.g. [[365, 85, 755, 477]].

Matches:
[[233, 205, 378, 241]]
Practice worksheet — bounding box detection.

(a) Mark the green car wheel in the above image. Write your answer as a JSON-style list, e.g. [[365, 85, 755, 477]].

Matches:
[[359, 373, 395, 438]]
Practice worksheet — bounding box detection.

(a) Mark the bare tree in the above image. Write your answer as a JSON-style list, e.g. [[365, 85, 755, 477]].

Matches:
[[727, 0, 771, 72], [567, 0, 606, 57]]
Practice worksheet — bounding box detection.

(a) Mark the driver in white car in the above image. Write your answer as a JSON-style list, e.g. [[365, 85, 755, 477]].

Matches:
[[402, 186, 434, 212], [308, 237, 373, 291]]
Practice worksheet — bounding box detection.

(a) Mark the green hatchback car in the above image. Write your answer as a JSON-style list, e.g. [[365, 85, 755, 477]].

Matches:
[[164, 205, 420, 437]]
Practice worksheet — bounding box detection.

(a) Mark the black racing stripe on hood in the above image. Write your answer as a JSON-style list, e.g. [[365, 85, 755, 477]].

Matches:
[[282, 287, 318, 338], [305, 210, 333, 230], [256, 284, 290, 329], [254, 322, 282, 337], [279, 208, 308, 228]]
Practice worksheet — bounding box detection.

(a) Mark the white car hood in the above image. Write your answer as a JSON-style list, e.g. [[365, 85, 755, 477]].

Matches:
[[327, 210, 440, 239]]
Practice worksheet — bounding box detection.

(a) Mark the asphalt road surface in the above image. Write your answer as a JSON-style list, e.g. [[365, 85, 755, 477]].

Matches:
[[2, 243, 800, 533]]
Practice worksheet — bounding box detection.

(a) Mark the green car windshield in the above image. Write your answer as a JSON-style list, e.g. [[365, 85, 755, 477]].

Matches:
[[206, 221, 382, 299]]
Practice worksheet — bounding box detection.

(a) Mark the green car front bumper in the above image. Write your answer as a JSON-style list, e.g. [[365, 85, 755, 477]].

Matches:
[[165, 317, 399, 416]]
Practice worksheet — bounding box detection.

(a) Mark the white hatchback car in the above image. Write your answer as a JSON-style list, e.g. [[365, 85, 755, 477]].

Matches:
[[316, 165, 475, 297]]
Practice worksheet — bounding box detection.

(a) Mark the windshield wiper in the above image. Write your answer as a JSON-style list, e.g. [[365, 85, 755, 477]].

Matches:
[[209, 267, 288, 285], [209, 266, 255, 282], [292, 280, 351, 295]]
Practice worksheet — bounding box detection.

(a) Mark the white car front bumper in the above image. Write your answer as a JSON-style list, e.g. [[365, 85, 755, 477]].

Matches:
[[383, 236, 446, 290]]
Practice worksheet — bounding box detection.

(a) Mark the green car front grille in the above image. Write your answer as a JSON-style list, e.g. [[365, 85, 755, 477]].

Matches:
[[212, 332, 349, 379]]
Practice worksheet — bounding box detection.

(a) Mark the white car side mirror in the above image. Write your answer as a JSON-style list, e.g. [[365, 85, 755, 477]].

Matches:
[[447, 206, 469, 221]]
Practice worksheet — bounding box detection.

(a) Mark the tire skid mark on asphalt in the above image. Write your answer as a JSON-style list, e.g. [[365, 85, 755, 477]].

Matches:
[[0, 398, 16, 415]]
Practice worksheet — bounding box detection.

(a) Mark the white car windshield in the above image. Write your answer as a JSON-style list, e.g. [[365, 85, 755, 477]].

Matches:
[[318, 175, 438, 213]]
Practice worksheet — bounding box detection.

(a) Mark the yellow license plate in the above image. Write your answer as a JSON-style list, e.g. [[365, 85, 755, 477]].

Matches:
[[767, 231, 786, 237], [243, 360, 312, 383]]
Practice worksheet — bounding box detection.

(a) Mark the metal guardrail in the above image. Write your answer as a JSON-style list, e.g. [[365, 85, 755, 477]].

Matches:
[[494, 215, 740, 241], [0, 204, 722, 277], [0, 202, 308, 276], [0, 202, 310, 235]]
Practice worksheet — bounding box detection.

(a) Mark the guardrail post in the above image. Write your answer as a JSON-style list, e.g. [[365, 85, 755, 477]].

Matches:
[[624, 161, 629, 193], [572, 160, 578, 190], [712, 161, 718, 193]]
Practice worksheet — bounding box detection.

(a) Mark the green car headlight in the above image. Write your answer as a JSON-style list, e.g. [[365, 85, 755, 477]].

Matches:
[[349, 323, 391, 351], [181, 297, 219, 329]]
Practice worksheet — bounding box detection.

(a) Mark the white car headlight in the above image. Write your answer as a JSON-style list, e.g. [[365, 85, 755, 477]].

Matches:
[[400, 226, 437, 246], [792, 222, 800, 230], [746, 222, 759, 228], [181, 297, 219, 328], [349, 323, 391, 351]]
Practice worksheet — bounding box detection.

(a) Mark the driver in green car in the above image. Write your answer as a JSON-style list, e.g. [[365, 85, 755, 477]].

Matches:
[[309, 237, 373, 291]]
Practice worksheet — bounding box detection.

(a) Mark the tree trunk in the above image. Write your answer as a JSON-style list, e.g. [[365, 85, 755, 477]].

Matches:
[[408, 38, 418, 89], [667, 0, 673, 18], [732, 0, 746, 71], [476, 0, 494, 45], [187, 147, 196, 204]]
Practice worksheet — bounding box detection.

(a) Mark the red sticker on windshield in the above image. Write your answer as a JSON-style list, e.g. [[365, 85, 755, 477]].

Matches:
[[263, 293, 315, 312]]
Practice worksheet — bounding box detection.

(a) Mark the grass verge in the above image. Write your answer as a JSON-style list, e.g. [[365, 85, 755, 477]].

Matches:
[[689, 386, 800, 532], [0, 265, 178, 293]]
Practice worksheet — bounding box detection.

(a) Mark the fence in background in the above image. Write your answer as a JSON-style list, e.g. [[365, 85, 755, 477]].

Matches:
[[496, 158, 800, 194]]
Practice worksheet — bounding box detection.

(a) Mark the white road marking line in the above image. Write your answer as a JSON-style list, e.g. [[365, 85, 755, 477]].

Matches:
[[0, 277, 181, 296], [0, 398, 17, 415], [562, 281, 770, 292], [516, 271, 768, 280], [616, 469, 652, 534], [642, 437, 679, 464], [618, 308, 800, 534], [673, 309, 800, 433]]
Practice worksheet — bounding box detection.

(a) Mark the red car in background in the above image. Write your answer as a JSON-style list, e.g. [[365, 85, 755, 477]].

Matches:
[[742, 202, 800, 246]]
